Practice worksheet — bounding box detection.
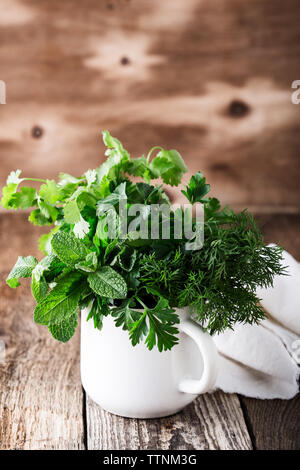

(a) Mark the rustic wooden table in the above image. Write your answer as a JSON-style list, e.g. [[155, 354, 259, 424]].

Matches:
[[0, 213, 299, 450]]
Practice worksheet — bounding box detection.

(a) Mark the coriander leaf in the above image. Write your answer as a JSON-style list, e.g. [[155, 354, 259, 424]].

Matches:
[[58, 173, 82, 186], [64, 200, 81, 224], [7, 256, 38, 288], [39, 179, 61, 204], [88, 266, 127, 299], [28, 209, 52, 226], [38, 199, 58, 221], [49, 312, 78, 342], [1, 183, 19, 209], [7, 169, 23, 185], [51, 231, 90, 266], [34, 272, 82, 325], [150, 149, 187, 186], [73, 216, 90, 239], [10, 187, 36, 209], [84, 169, 97, 187]]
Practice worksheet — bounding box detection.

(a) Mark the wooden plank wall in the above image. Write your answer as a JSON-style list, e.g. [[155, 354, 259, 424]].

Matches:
[[0, 0, 300, 212]]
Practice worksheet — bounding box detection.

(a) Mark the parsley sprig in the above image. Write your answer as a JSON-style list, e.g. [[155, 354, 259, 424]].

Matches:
[[1, 131, 285, 350]]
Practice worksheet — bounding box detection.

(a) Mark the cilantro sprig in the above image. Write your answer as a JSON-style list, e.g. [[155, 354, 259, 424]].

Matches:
[[1, 131, 285, 349]]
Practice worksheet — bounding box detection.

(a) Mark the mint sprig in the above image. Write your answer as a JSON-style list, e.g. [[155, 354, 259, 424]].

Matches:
[[1, 130, 285, 349]]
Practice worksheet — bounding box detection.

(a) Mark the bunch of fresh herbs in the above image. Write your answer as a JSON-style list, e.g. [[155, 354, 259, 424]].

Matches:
[[1, 131, 285, 350]]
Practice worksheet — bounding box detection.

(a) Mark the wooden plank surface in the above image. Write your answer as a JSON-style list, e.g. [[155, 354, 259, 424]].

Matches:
[[239, 214, 300, 450], [1, 0, 300, 211], [0, 213, 299, 450], [0, 214, 84, 450], [86, 392, 252, 450]]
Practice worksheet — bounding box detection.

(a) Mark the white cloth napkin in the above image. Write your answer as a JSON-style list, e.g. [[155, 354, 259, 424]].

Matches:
[[212, 246, 300, 399]]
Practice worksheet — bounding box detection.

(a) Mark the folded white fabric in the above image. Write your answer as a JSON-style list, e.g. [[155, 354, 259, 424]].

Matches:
[[213, 246, 300, 399]]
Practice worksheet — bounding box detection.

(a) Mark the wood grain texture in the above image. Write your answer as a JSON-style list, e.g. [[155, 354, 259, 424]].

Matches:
[[0, 213, 299, 450], [0, 0, 300, 211], [240, 213, 300, 450], [0, 214, 84, 450], [86, 392, 252, 450], [240, 395, 300, 450]]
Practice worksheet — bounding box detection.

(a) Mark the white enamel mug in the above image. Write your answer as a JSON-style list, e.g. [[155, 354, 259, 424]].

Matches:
[[81, 307, 218, 418]]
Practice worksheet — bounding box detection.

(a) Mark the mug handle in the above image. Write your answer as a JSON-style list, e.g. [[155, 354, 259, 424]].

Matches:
[[178, 317, 218, 395]]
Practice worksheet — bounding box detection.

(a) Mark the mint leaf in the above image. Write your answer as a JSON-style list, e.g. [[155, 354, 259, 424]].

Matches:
[[34, 272, 82, 325], [31, 275, 48, 303], [75, 252, 98, 273], [49, 312, 78, 342], [7, 256, 38, 288], [88, 266, 127, 299], [51, 231, 90, 266]]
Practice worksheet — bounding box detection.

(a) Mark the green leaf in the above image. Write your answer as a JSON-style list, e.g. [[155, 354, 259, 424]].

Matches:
[[34, 272, 82, 325], [1, 183, 19, 209], [128, 298, 179, 351], [49, 312, 78, 342], [6, 169, 23, 185], [31, 275, 48, 303], [28, 209, 53, 226], [146, 299, 179, 351], [11, 187, 36, 209], [88, 266, 127, 299], [73, 217, 90, 239], [39, 179, 61, 204], [111, 300, 141, 330], [75, 252, 98, 273], [129, 309, 148, 346], [150, 149, 187, 186], [64, 200, 81, 224], [181, 172, 210, 204], [51, 231, 90, 266], [7, 256, 38, 288], [38, 199, 58, 221], [86, 297, 109, 330]]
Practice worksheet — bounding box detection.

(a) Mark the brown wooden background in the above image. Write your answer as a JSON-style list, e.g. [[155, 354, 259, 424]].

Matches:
[[0, 1, 300, 450], [0, 0, 300, 212]]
